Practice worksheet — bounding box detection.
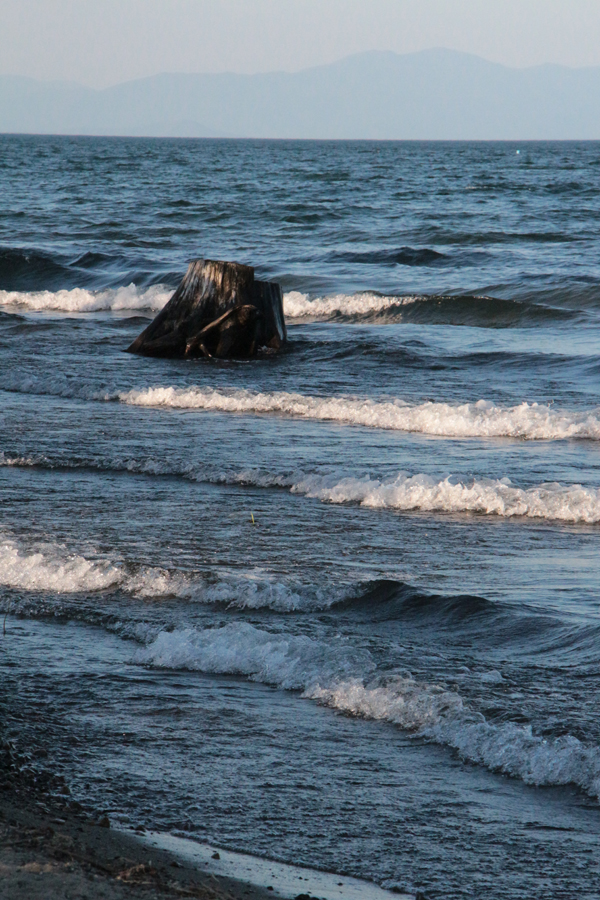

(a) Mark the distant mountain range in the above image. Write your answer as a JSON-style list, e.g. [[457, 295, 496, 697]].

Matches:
[[3, 49, 600, 140]]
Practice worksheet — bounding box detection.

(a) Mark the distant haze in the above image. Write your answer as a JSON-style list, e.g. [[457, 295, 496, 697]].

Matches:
[[2, 0, 600, 87], [3, 50, 600, 140]]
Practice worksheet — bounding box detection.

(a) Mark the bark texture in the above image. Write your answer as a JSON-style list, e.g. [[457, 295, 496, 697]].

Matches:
[[126, 259, 286, 359]]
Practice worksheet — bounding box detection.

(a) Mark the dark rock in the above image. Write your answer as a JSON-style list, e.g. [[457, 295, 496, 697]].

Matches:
[[127, 258, 286, 359], [98, 815, 110, 828], [211, 851, 220, 859]]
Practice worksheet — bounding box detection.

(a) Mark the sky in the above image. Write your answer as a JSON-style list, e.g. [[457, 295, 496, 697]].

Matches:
[[2, 0, 600, 88]]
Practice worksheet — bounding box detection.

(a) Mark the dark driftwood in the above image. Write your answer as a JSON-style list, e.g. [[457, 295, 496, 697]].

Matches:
[[126, 259, 286, 359], [252, 280, 287, 350]]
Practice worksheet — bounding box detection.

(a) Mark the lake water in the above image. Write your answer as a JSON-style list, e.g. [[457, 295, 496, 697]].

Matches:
[[1, 136, 600, 899]]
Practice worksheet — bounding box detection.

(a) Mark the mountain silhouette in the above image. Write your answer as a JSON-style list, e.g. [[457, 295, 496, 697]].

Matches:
[[2, 49, 600, 139]]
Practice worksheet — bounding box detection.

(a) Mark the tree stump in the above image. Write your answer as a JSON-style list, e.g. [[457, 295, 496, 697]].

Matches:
[[126, 259, 286, 359]]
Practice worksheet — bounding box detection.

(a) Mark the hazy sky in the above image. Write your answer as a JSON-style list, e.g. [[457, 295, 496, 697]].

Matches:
[[3, 0, 600, 88]]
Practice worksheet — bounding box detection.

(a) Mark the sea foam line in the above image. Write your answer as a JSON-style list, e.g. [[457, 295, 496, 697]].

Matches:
[[119, 385, 600, 442], [7, 374, 600, 444], [0, 284, 171, 312], [0, 533, 350, 611], [138, 622, 600, 801], [0, 535, 185, 597], [289, 472, 600, 524], [283, 291, 417, 319], [0, 286, 410, 318], [2, 451, 599, 524]]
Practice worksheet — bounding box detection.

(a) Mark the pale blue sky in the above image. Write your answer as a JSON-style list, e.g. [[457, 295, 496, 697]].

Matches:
[[2, 0, 600, 87]]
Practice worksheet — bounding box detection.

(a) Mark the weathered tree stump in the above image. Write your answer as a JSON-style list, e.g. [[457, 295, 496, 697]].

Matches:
[[126, 259, 287, 359]]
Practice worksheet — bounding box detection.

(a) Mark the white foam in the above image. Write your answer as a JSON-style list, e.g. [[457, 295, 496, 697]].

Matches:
[[136, 622, 373, 690], [0, 286, 412, 318], [0, 535, 193, 598], [139, 623, 600, 800], [0, 284, 171, 312], [118, 386, 600, 442], [200, 578, 352, 612], [0, 531, 351, 611], [283, 291, 417, 319], [307, 677, 464, 731], [311, 680, 600, 799], [0, 537, 123, 593], [6, 372, 600, 444], [3, 449, 600, 525], [290, 472, 600, 523]]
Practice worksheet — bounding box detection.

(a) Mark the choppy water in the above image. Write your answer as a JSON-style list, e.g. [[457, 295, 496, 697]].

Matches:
[[2, 135, 600, 899]]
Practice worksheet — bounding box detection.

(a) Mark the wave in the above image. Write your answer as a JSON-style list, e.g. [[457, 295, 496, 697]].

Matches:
[[283, 291, 575, 326], [217, 468, 600, 525], [119, 386, 600, 442], [289, 472, 600, 524], [3, 285, 414, 319], [4, 526, 600, 798], [138, 622, 372, 690], [0, 531, 359, 612], [0, 284, 171, 313], [0, 528, 505, 622], [0, 281, 567, 329], [0, 246, 182, 294], [0, 248, 73, 291], [0, 278, 575, 328], [283, 291, 419, 320], [0, 534, 190, 598], [3, 451, 600, 525], [329, 246, 447, 266], [336, 580, 497, 624], [0, 533, 582, 657], [418, 229, 580, 247], [311, 679, 600, 800], [138, 622, 600, 800]]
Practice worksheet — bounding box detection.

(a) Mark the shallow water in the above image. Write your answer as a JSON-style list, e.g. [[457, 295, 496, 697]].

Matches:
[[1, 136, 600, 899]]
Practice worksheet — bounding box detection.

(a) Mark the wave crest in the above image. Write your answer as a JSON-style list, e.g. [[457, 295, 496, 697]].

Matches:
[[284, 291, 417, 319], [3, 452, 599, 525], [120, 386, 600, 442], [139, 622, 600, 800], [291, 472, 600, 523], [283, 291, 572, 326], [0, 284, 171, 313], [0, 532, 361, 612]]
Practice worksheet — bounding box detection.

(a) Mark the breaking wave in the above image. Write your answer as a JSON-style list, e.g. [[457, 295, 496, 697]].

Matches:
[[283, 291, 418, 319], [119, 386, 600, 442], [0, 534, 188, 598], [138, 622, 600, 800], [7, 376, 600, 444], [0, 284, 171, 313], [0, 532, 357, 612], [283, 291, 574, 326], [3, 452, 600, 525], [0, 279, 574, 328], [289, 472, 600, 524]]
